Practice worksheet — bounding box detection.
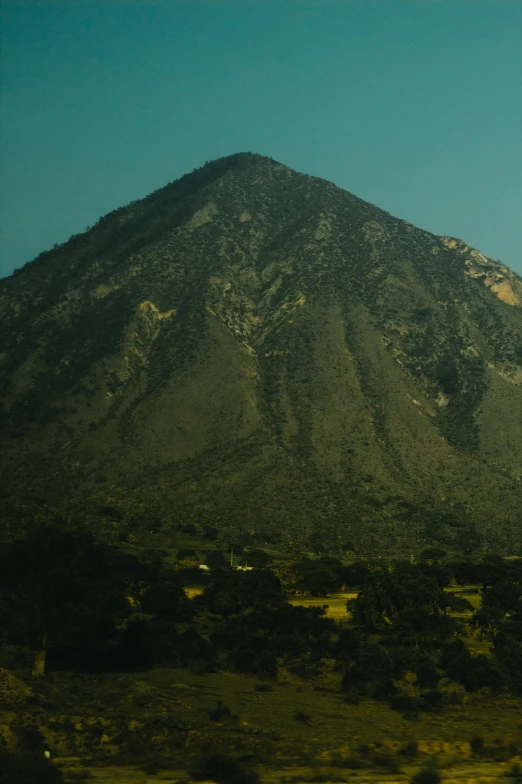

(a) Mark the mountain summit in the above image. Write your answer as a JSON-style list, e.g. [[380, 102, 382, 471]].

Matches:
[[1, 153, 521, 554]]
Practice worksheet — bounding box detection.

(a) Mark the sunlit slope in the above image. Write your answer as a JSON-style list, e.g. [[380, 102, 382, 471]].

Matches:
[[0, 153, 521, 552]]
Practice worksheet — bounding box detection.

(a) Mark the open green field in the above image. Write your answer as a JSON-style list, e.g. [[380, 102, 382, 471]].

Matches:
[[289, 593, 356, 620]]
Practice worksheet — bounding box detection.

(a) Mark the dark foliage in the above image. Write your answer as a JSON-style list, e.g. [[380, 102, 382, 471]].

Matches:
[[439, 639, 504, 693], [411, 761, 441, 784], [241, 549, 271, 568], [196, 568, 283, 617], [189, 753, 260, 784], [349, 563, 452, 629], [0, 524, 147, 670], [205, 550, 231, 570], [0, 749, 63, 784]]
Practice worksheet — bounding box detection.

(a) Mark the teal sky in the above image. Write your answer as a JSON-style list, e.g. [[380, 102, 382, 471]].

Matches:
[[1, 0, 521, 279]]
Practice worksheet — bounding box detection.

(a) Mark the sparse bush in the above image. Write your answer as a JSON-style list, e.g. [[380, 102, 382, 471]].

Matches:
[[208, 700, 232, 721]]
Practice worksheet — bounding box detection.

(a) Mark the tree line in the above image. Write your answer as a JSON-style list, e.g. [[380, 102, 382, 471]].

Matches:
[[1, 524, 521, 717]]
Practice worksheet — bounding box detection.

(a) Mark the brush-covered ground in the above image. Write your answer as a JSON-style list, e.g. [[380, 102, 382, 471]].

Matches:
[[2, 657, 522, 783]]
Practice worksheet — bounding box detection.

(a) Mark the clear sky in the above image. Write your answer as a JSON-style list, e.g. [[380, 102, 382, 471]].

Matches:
[[1, 0, 521, 279]]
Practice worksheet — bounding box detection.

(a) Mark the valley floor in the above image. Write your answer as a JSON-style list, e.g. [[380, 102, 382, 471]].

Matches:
[[55, 758, 521, 783], [4, 663, 522, 783]]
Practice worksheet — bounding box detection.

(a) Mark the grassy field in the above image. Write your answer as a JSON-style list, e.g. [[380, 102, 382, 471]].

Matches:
[[24, 662, 522, 763], [57, 758, 522, 783], [45, 662, 522, 782], [289, 593, 356, 620]]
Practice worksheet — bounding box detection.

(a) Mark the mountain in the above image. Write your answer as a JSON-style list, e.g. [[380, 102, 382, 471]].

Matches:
[[1, 153, 521, 555]]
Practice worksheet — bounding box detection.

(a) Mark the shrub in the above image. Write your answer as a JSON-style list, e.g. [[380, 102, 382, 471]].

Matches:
[[416, 663, 440, 689], [340, 753, 363, 770], [205, 550, 230, 570], [371, 750, 400, 772], [411, 759, 441, 784], [0, 749, 64, 782], [141, 756, 164, 775], [254, 682, 273, 692], [371, 677, 397, 700], [341, 664, 363, 694], [419, 688, 443, 712], [189, 753, 260, 784], [177, 548, 198, 561], [241, 550, 271, 568], [208, 701, 232, 721], [400, 738, 419, 758], [389, 692, 419, 714]]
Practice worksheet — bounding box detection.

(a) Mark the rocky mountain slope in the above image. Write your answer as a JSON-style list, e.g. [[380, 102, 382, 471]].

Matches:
[[1, 153, 521, 554]]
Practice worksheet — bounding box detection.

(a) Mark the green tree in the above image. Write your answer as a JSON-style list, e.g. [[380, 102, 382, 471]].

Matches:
[[241, 549, 271, 568], [177, 548, 198, 561], [419, 548, 447, 562], [338, 561, 371, 589], [295, 557, 340, 596], [197, 568, 283, 617], [0, 747, 64, 783], [386, 608, 462, 651], [205, 550, 230, 570], [0, 524, 146, 677], [349, 565, 451, 630]]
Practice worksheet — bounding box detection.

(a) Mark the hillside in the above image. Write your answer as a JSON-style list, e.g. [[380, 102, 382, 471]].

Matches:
[[0, 153, 521, 554]]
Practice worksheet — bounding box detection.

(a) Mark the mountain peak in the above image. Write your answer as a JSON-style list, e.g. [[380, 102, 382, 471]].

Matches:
[[1, 157, 521, 555]]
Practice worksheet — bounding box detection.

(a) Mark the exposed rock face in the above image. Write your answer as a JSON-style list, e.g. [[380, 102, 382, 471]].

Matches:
[[0, 153, 521, 554], [443, 238, 522, 306]]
